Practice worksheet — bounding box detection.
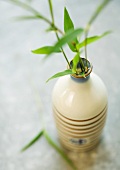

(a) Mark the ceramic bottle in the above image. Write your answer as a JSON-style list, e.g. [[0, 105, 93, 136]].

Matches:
[[52, 71, 108, 152]]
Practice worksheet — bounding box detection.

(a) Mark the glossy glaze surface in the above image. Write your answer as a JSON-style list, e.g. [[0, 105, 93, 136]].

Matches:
[[52, 73, 108, 151], [52, 73, 108, 120]]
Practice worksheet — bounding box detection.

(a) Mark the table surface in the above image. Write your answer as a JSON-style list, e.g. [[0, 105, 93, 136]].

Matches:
[[0, 0, 120, 170]]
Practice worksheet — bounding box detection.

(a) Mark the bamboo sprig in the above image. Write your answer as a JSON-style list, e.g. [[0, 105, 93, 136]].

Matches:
[[6, 0, 64, 35], [44, 130, 77, 170], [84, 0, 112, 60], [20, 81, 77, 170], [48, 0, 70, 68], [21, 129, 77, 170], [21, 130, 44, 152]]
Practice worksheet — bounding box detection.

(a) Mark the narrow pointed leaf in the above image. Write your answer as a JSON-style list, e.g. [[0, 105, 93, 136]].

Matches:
[[8, 0, 50, 24], [77, 31, 112, 49], [44, 130, 77, 170], [21, 130, 44, 152], [84, 0, 111, 59], [9, 0, 41, 15], [88, 0, 112, 26], [46, 28, 84, 57], [64, 8, 74, 32], [32, 46, 61, 54], [13, 15, 41, 21], [72, 54, 80, 73], [46, 69, 73, 82], [64, 8, 79, 52]]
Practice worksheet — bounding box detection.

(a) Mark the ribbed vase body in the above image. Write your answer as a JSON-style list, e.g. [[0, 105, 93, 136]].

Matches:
[[52, 72, 108, 152]]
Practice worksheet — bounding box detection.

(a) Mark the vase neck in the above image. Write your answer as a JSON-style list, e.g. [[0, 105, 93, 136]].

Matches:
[[70, 74, 90, 83]]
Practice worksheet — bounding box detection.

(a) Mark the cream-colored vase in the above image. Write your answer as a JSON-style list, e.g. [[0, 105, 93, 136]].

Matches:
[[52, 72, 108, 152]]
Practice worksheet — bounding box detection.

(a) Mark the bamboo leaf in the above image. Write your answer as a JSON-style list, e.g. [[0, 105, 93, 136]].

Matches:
[[8, 0, 51, 24], [88, 0, 112, 26], [77, 31, 112, 49], [46, 28, 84, 57], [43, 130, 77, 170], [9, 0, 41, 15], [32, 46, 61, 54], [21, 130, 44, 152], [13, 15, 41, 21], [84, 0, 111, 59], [64, 8, 79, 52], [64, 8, 74, 33], [46, 69, 73, 82], [72, 54, 80, 73]]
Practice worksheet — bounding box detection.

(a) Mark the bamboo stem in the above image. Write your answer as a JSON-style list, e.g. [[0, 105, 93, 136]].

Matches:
[[48, 0, 70, 68]]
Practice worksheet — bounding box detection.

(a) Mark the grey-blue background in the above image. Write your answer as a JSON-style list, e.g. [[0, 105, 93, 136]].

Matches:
[[0, 0, 120, 169]]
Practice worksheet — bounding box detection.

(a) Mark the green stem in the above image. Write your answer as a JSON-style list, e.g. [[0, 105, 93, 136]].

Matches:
[[84, 27, 89, 61], [54, 26, 64, 35], [48, 0, 70, 68], [56, 32, 70, 68], [61, 48, 70, 68], [48, 0, 64, 35], [84, 25, 89, 68], [48, 0, 55, 24], [76, 48, 85, 72]]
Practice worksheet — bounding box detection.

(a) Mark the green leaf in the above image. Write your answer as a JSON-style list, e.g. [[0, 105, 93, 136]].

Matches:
[[77, 31, 112, 49], [32, 46, 61, 54], [46, 69, 73, 82], [72, 54, 80, 73], [46, 28, 84, 57], [64, 8, 74, 32], [64, 8, 79, 52], [8, 0, 51, 24], [21, 130, 44, 152], [13, 15, 41, 21], [9, 0, 41, 15], [43, 130, 77, 170], [88, 0, 112, 26], [84, 0, 112, 59]]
